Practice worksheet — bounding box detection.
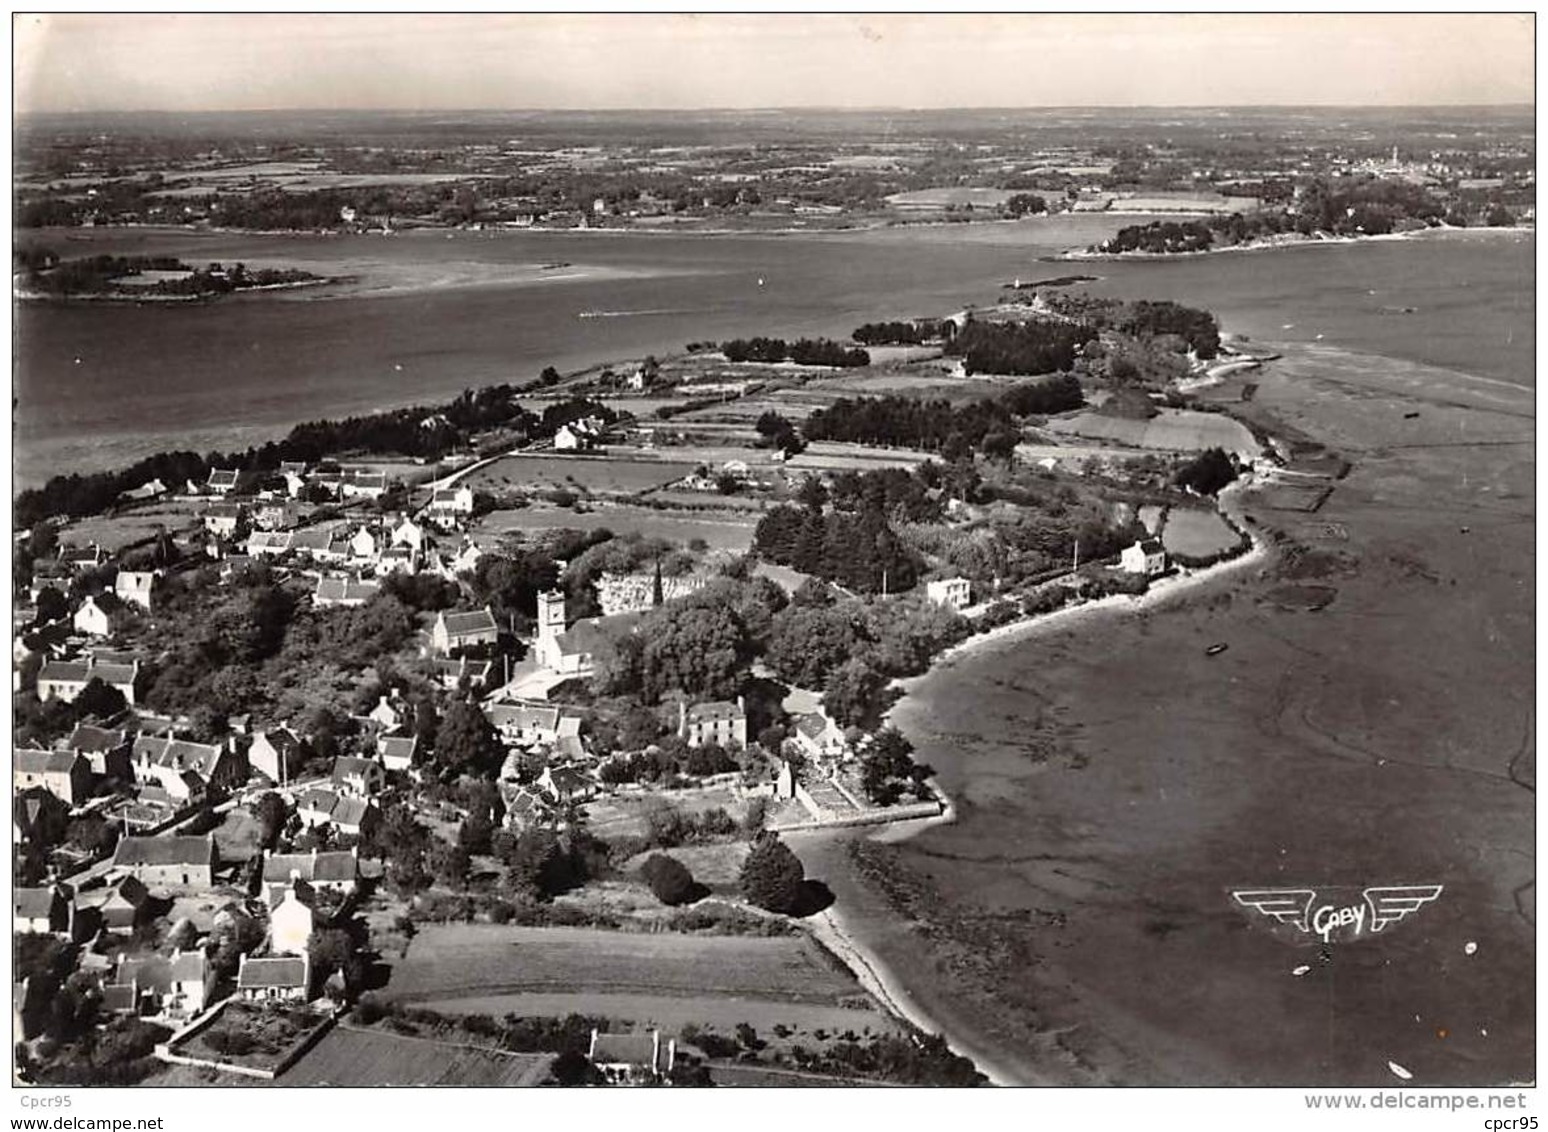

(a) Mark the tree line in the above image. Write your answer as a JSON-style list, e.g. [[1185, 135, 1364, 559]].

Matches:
[[721, 337, 870, 367], [944, 320, 1096, 376], [13, 385, 604, 527], [802, 376, 1083, 459]]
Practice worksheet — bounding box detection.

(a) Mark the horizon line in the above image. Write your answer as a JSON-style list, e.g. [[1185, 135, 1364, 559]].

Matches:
[[15, 102, 1537, 117]]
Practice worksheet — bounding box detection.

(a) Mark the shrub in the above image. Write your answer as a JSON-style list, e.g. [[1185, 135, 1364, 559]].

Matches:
[[354, 995, 385, 1025], [640, 853, 698, 906], [739, 832, 805, 914]]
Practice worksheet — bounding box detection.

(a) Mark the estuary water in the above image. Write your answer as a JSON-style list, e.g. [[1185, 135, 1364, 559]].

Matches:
[[12, 218, 1532, 487]]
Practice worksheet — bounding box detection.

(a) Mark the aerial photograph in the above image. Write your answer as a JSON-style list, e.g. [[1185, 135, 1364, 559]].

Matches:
[[9, 12, 1534, 1109]]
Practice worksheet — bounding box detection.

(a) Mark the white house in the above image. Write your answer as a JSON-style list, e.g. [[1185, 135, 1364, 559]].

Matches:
[[267, 882, 316, 956], [249, 727, 305, 785], [391, 517, 427, 551], [206, 468, 240, 494], [350, 527, 380, 561], [202, 502, 246, 537], [73, 596, 112, 637], [428, 486, 474, 516], [376, 733, 418, 773], [114, 571, 157, 611], [340, 470, 388, 500], [1119, 539, 1168, 577], [794, 711, 847, 760], [331, 756, 386, 797], [925, 577, 972, 611], [588, 1029, 674, 1084]]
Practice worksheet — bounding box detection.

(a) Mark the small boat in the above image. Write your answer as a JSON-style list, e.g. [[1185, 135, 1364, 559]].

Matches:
[[1205, 643, 1229, 657], [1403, 411, 1421, 419]]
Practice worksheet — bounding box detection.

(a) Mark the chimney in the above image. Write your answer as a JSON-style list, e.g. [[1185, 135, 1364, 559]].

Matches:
[[678, 701, 687, 737], [736, 695, 745, 714]]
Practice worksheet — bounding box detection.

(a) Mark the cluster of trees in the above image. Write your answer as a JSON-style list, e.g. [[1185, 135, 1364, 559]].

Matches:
[[1100, 177, 1461, 258], [850, 320, 944, 346], [753, 502, 919, 595], [1118, 300, 1221, 359], [753, 410, 805, 456], [859, 728, 933, 805], [721, 337, 870, 368], [789, 1030, 985, 1086], [1174, 447, 1239, 496], [945, 320, 1096, 376], [640, 852, 700, 906], [739, 832, 806, 914], [803, 377, 1083, 458], [1100, 219, 1216, 255], [593, 575, 786, 703], [763, 588, 969, 724], [1004, 192, 1048, 217]]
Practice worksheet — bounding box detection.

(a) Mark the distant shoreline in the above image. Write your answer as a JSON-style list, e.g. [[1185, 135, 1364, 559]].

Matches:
[[1057, 222, 1531, 262]]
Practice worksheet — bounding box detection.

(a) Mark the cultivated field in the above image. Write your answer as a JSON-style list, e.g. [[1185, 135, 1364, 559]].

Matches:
[[583, 786, 750, 841], [460, 454, 693, 495], [1160, 507, 1242, 557], [478, 506, 757, 551], [277, 1024, 553, 1086], [59, 502, 200, 553], [1047, 408, 1261, 458], [382, 924, 869, 1008]]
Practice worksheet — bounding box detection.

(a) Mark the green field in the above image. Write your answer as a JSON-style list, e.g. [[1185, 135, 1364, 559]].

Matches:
[[478, 506, 757, 551], [279, 1024, 553, 1086], [383, 923, 875, 1010], [461, 454, 694, 495], [1161, 507, 1243, 557]]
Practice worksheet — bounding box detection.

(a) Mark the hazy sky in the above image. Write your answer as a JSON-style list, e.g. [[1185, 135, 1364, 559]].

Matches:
[[13, 13, 1536, 114]]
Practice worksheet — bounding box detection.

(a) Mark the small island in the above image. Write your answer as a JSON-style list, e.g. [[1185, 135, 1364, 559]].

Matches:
[[13, 250, 331, 302]]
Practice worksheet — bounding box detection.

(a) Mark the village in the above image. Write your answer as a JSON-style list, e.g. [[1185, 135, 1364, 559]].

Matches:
[[10, 290, 1337, 1087]]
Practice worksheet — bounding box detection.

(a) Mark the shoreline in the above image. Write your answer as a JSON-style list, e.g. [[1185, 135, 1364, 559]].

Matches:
[[793, 484, 1273, 1085], [1057, 222, 1530, 262]]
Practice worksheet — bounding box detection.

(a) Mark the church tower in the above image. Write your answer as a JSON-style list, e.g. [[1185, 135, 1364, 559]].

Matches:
[[537, 589, 567, 642]]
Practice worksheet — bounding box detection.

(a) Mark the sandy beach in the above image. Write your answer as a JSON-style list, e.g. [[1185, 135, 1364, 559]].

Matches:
[[804, 336, 1534, 1086]]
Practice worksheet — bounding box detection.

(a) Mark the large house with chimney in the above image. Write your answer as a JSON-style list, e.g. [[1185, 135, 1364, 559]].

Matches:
[[431, 607, 500, 655], [132, 734, 248, 801], [111, 835, 218, 889], [14, 748, 91, 806], [38, 655, 140, 705]]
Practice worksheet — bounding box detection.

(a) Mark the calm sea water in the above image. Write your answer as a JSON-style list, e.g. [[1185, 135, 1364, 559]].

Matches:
[[12, 220, 1532, 487]]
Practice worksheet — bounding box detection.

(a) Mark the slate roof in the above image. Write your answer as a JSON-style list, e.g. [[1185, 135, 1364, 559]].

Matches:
[[238, 955, 309, 989], [315, 576, 380, 604], [14, 888, 59, 921], [1137, 537, 1165, 554], [38, 657, 138, 686], [377, 734, 418, 762], [133, 735, 226, 777], [331, 756, 380, 782], [14, 747, 81, 775], [112, 835, 216, 869], [486, 702, 560, 733], [687, 700, 744, 723], [207, 469, 240, 488], [439, 608, 499, 638], [590, 1031, 661, 1067]]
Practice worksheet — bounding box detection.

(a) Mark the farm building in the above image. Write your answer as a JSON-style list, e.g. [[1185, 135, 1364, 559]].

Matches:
[[62, 723, 132, 780], [114, 570, 157, 611], [72, 596, 112, 638], [377, 733, 419, 773], [250, 726, 306, 785]]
